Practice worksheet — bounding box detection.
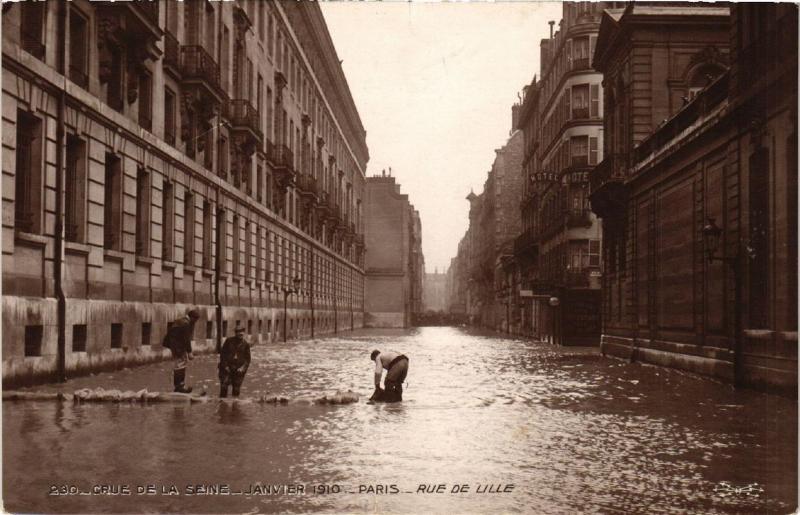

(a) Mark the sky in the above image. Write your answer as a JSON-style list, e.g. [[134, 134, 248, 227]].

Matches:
[[320, 2, 563, 273]]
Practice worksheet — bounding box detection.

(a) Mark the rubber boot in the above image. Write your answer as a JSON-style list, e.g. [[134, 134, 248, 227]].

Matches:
[[173, 369, 193, 393]]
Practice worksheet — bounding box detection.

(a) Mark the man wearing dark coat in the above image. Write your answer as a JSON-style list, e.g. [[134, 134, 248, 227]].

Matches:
[[162, 308, 201, 393], [218, 324, 251, 398]]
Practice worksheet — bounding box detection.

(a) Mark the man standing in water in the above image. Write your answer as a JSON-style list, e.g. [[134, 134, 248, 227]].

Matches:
[[162, 308, 200, 393], [218, 323, 251, 398], [370, 349, 409, 402]]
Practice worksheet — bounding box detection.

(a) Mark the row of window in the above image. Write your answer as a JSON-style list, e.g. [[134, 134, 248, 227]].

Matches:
[[15, 109, 363, 274], [22, 311, 364, 357], [16, 1, 364, 232]]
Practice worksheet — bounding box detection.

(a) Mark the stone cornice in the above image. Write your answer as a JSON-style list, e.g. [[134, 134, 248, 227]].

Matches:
[[283, 3, 369, 174]]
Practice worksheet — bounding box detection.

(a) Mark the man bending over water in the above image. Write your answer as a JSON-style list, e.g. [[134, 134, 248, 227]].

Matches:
[[370, 349, 409, 402]]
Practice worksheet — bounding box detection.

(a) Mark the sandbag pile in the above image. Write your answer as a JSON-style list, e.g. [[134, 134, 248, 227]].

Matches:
[[4, 388, 360, 405], [72, 387, 207, 403]]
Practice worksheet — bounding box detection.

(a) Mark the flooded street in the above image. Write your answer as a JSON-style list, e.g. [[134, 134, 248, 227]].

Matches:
[[4, 327, 797, 514]]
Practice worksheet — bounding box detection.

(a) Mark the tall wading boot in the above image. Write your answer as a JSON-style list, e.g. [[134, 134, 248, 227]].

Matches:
[[173, 368, 193, 393]]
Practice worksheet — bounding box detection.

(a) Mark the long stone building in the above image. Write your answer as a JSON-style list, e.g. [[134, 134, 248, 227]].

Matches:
[[363, 173, 424, 328], [513, 3, 609, 345], [590, 4, 797, 392], [3, 1, 368, 386]]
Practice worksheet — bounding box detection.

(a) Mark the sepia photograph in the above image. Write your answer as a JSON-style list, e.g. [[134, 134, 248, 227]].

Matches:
[[1, 0, 797, 513]]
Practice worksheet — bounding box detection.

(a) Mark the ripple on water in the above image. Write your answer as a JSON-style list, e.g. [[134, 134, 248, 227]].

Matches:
[[3, 326, 797, 514]]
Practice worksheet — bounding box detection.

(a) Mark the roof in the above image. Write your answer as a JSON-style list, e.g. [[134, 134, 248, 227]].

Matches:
[[594, 5, 730, 72]]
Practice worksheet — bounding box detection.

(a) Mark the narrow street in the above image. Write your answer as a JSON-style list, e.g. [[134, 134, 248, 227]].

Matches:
[[4, 327, 796, 514]]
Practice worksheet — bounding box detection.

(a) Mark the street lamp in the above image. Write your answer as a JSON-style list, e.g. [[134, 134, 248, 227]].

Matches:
[[548, 296, 560, 345], [283, 276, 302, 343], [702, 217, 742, 387]]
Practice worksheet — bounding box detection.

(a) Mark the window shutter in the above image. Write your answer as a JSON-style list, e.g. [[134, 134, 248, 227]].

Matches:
[[589, 137, 598, 165], [589, 35, 597, 65], [591, 84, 600, 118]]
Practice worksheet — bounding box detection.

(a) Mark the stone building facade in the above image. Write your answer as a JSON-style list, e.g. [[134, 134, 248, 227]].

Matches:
[[448, 110, 524, 332], [590, 4, 797, 392], [3, 1, 368, 386], [363, 174, 424, 328], [513, 3, 608, 345]]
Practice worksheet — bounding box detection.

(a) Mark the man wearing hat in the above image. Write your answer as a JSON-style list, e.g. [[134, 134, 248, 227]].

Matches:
[[218, 323, 251, 398], [369, 349, 409, 402], [162, 307, 201, 393]]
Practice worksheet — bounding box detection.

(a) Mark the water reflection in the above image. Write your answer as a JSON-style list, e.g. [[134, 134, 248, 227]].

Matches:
[[3, 327, 797, 514]]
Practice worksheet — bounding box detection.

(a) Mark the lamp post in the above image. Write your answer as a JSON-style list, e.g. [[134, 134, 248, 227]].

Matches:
[[702, 217, 743, 387], [548, 296, 560, 345], [283, 276, 302, 343]]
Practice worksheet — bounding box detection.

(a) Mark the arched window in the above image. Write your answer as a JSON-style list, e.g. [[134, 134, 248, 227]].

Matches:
[[687, 63, 726, 100]]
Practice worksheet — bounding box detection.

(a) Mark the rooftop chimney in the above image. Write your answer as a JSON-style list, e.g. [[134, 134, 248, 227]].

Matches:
[[548, 20, 555, 38]]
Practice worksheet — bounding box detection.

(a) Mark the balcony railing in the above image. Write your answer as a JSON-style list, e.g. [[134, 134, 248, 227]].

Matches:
[[566, 209, 593, 228], [271, 144, 295, 189], [164, 31, 180, 76], [296, 173, 319, 198], [180, 45, 222, 98], [274, 144, 293, 170], [572, 57, 591, 71], [571, 107, 590, 120], [589, 154, 625, 195], [228, 99, 262, 143], [570, 155, 589, 168]]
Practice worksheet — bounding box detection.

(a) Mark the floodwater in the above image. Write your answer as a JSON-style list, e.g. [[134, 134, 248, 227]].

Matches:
[[3, 327, 797, 514]]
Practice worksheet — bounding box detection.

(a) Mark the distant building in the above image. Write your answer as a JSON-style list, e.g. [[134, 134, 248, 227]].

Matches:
[[423, 269, 447, 312], [2, 1, 368, 386], [363, 174, 424, 327], [590, 4, 797, 392], [447, 108, 524, 332]]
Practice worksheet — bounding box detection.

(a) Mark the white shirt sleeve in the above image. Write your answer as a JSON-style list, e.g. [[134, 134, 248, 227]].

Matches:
[[374, 357, 383, 376]]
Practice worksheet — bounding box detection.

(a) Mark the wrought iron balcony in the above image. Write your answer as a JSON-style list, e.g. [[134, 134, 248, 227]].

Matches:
[[95, 1, 162, 60], [316, 191, 332, 218], [566, 209, 593, 228], [571, 107, 590, 120], [588, 154, 627, 218], [228, 99, 263, 149], [296, 173, 319, 200], [271, 144, 295, 189], [572, 57, 591, 71], [180, 45, 224, 104]]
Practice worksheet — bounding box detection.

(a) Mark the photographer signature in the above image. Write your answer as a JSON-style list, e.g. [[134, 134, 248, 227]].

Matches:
[[713, 481, 764, 498]]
